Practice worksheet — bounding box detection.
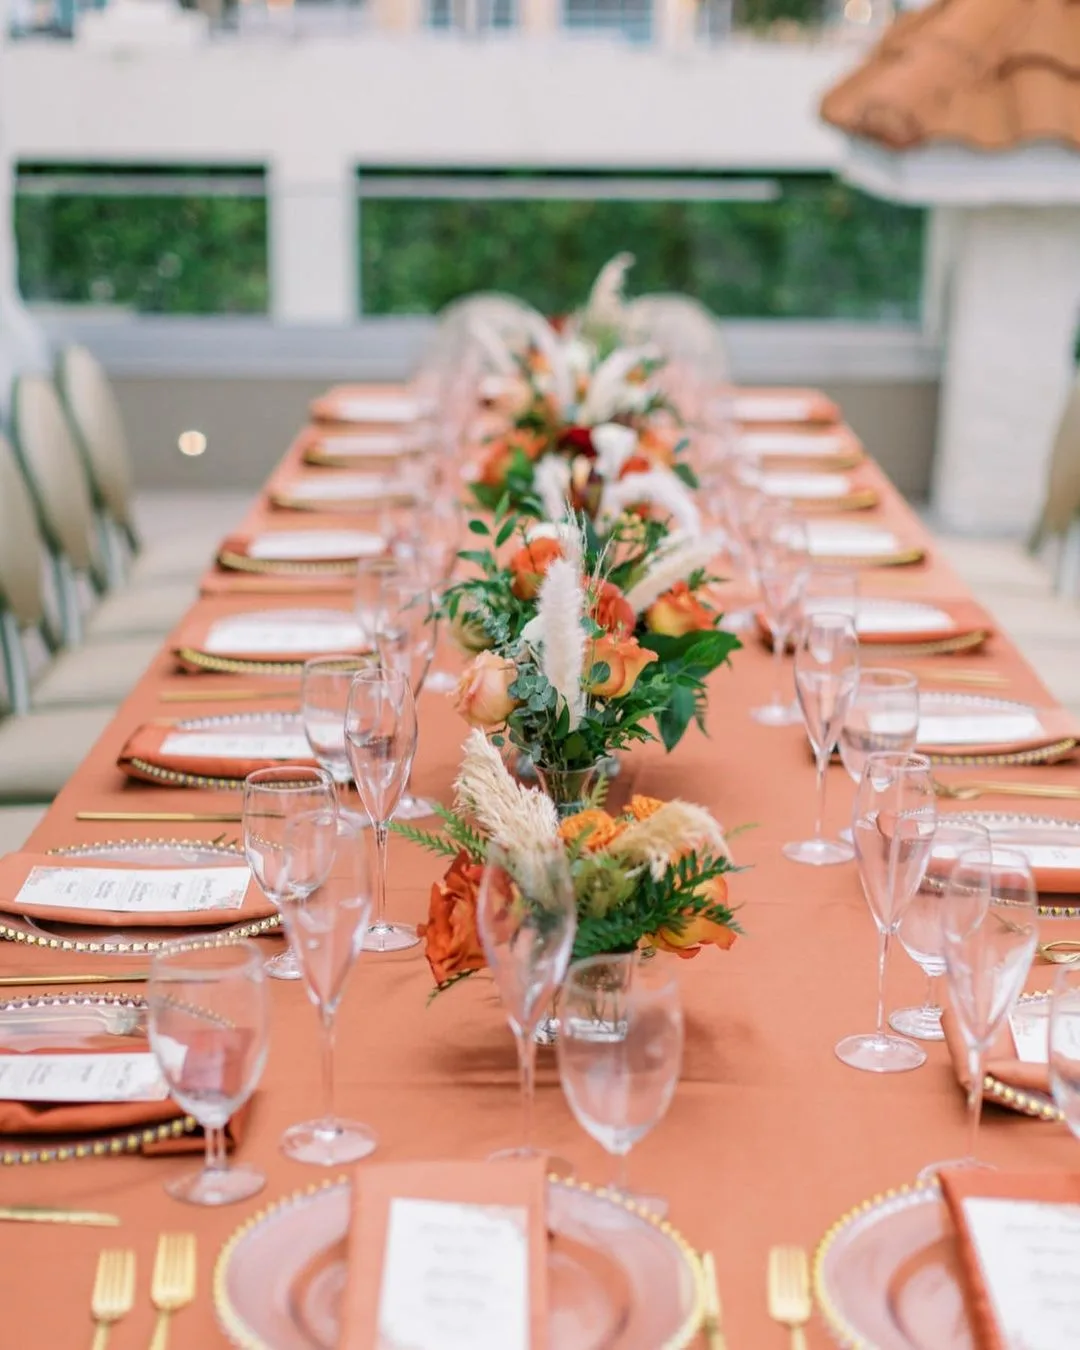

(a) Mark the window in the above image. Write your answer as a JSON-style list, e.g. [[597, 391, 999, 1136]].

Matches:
[[426, 0, 516, 29], [562, 0, 652, 41], [357, 170, 924, 321], [15, 165, 269, 314]]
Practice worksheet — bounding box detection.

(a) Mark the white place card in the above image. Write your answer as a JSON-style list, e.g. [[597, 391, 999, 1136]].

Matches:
[[759, 473, 851, 499], [0, 1052, 169, 1103], [203, 616, 365, 655], [916, 712, 1044, 746], [734, 395, 815, 423], [804, 597, 955, 635], [805, 524, 899, 557], [377, 1198, 529, 1350], [334, 396, 420, 424], [247, 530, 384, 561], [737, 431, 845, 455], [286, 475, 403, 502], [961, 1196, 1080, 1350], [993, 841, 1080, 871], [160, 731, 313, 760], [16, 865, 250, 914], [319, 434, 417, 456]]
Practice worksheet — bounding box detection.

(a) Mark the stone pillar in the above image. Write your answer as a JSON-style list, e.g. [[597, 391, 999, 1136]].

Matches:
[[268, 156, 357, 324], [519, 0, 557, 35], [932, 206, 1080, 534]]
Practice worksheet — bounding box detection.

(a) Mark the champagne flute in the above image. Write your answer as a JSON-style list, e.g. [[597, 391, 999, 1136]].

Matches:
[[557, 952, 683, 1217], [784, 612, 860, 866], [344, 667, 419, 953], [800, 566, 859, 626], [752, 526, 809, 727], [837, 668, 920, 844], [1049, 965, 1080, 1140], [147, 940, 269, 1205], [243, 765, 338, 980], [300, 654, 372, 829], [395, 495, 465, 694], [477, 842, 577, 1161], [891, 821, 990, 1042], [921, 846, 1038, 1178], [279, 812, 377, 1165], [836, 752, 937, 1072], [376, 578, 437, 821]]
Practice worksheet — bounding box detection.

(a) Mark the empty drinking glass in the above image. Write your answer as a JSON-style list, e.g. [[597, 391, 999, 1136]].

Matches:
[[147, 940, 269, 1206], [557, 952, 684, 1217], [376, 579, 437, 821], [301, 654, 373, 827], [838, 667, 920, 844], [243, 765, 338, 980], [891, 821, 990, 1042], [279, 813, 377, 1165], [784, 612, 860, 866], [800, 566, 859, 627], [752, 522, 809, 727], [477, 842, 577, 1161], [1050, 965, 1080, 1140], [836, 752, 937, 1072], [344, 667, 419, 952]]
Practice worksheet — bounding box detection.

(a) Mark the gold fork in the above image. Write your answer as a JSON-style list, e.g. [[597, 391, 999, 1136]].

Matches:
[[700, 1251, 726, 1350], [767, 1245, 811, 1349], [149, 1232, 196, 1350], [933, 778, 1080, 803], [90, 1248, 136, 1350]]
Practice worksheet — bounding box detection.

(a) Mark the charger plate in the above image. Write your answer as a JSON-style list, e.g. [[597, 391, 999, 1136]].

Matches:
[[270, 474, 416, 512], [214, 1176, 705, 1350], [945, 811, 1080, 896], [814, 1181, 972, 1350], [119, 712, 313, 789], [915, 692, 1077, 765]]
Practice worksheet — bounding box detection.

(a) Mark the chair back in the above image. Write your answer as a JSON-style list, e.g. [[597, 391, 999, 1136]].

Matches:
[[1030, 367, 1080, 548], [56, 345, 135, 536], [625, 293, 731, 381], [0, 432, 46, 630]]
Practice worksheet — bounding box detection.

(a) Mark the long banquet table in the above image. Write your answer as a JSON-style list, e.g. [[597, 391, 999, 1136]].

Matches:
[[3, 399, 1079, 1349]]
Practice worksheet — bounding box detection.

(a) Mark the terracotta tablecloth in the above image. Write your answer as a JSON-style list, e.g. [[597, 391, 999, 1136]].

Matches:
[[3, 413, 1079, 1350]]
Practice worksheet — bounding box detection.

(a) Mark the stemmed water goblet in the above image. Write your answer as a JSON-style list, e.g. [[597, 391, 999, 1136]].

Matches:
[[752, 519, 809, 727], [1050, 965, 1080, 1140], [301, 654, 373, 829], [783, 612, 860, 866], [243, 765, 338, 980], [375, 578, 437, 821], [344, 666, 419, 952], [557, 952, 683, 1217], [147, 940, 269, 1205], [477, 842, 577, 1161], [891, 821, 990, 1042], [837, 667, 920, 844], [279, 812, 377, 1165], [835, 751, 937, 1072], [919, 846, 1038, 1178]]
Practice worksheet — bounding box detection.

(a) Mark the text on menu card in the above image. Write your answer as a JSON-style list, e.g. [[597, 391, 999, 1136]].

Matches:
[[376, 1198, 529, 1350], [0, 1053, 169, 1103], [16, 865, 250, 914], [160, 731, 314, 761]]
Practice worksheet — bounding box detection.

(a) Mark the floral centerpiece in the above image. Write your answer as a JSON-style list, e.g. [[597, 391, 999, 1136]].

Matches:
[[400, 730, 739, 995]]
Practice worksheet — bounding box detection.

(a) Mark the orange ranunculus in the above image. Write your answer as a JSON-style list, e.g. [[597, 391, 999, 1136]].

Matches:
[[638, 425, 680, 466], [628, 795, 665, 822], [509, 536, 564, 601], [645, 581, 718, 638], [559, 809, 624, 853], [452, 652, 519, 729], [590, 580, 635, 637], [477, 429, 547, 490], [652, 877, 736, 959], [586, 632, 658, 699], [417, 849, 487, 985]]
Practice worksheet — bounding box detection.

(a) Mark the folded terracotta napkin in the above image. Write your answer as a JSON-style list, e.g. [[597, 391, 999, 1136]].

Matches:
[[941, 1003, 1052, 1103], [938, 1168, 1080, 1350], [758, 598, 994, 651], [117, 718, 319, 787], [340, 1159, 549, 1349]]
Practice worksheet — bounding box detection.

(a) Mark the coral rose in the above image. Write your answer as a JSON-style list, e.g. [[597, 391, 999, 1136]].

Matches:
[[638, 425, 680, 466], [559, 809, 624, 853], [452, 652, 519, 728], [417, 850, 487, 985], [652, 878, 736, 959], [586, 633, 658, 699], [645, 581, 718, 637], [590, 580, 635, 637], [509, 536, 564, 601], [477, 430, 547, 490]]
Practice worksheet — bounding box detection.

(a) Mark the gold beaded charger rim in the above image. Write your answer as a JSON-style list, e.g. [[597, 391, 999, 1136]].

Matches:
[[0, 910, 281, 955], [217, 549, 359, 578], [268, 487, 415, 512], [981, 992, 1061, 1122]]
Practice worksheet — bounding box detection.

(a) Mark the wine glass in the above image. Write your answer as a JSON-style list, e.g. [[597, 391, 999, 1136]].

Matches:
[[300, 654, 373, 828], [344, 666, 419, 953], [279, 812, 377, 1165], [836, 752, 937, 1072], [376, 578, 437, 821], [1050, 965, 1080, 1140], [921, 846, 1038, 1177], [713, 478, 768, 632], [783, 612, 860, 866], [800, 566, 859, 627], [557, 952, 684, 1217], [394, 495, 464, 694], [243, 765, 338, 980], [891, 821, 990, 1042], [477, 842, 577, 1161], [837, 668, 920, 844], [752, 527, 809, 727], [147, 940, 269, 1205]]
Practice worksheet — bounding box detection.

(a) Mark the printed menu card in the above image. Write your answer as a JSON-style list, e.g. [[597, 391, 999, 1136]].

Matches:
[[341, 1159, 549, 1350]]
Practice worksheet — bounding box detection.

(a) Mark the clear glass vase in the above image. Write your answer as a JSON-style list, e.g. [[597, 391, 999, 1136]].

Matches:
[[534, 761, 604, 818]]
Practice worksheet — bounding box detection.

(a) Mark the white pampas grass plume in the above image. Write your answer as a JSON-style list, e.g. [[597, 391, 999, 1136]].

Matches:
[[598, 469, 701, 538], [533, 455, 572, 524], [583, 252, 635, 329], [455, 729, 560, 851], [623, 529, 725, 615], [468, 319, 517, 375], [579, 347, 655, 426], [536, 558, 586, 730], [606, 800, 730, 878], [591, 423, 639, 481]]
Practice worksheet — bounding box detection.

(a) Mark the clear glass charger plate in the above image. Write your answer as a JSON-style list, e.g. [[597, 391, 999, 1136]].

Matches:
[[214, 1177, 705, 1350], [2, 838, 280, 955], [815, 1181, 973, 1350], [0, 991, 148, 1049], [946, 811, 1080, 903]]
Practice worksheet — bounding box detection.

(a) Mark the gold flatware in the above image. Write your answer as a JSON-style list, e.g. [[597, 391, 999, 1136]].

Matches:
[[158, 687, 299, 703], [700, 1250, 726, 1350], [0, 1205, 120, 1226], [90, 1247, 136, 1350], [767, 1244, 811, 1349], [150, 1231, 197, 1350], [933, 778, 1080, 803], [903, 666, 1010, 689], [76, 812, 243, 824], [0, 973, 149, 988]]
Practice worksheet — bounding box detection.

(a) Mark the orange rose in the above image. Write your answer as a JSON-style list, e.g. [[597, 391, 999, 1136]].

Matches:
[[652, 876, 736, 959], [452, 652, 519, 728], [618, 454, 653, 479], [590, 580, 635, 637], [417, 849, 487, 985], [628, 795, 665, 822], [638, 425, 680, 466], [477, 430, 547, 490], [509, 536, 564, 601], [559, 809, 624, 853], [645, 581, 718, 637], [586, 632, 658, 699]]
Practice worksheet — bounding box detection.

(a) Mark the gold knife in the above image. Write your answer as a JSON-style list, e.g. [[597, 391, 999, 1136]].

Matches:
[[0, 973, 149, 988], [0, 1206, 119, 1226], [76, 812, 243, 823], [158, 687, 300, 702], [701, 1251, 726, 1350]]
